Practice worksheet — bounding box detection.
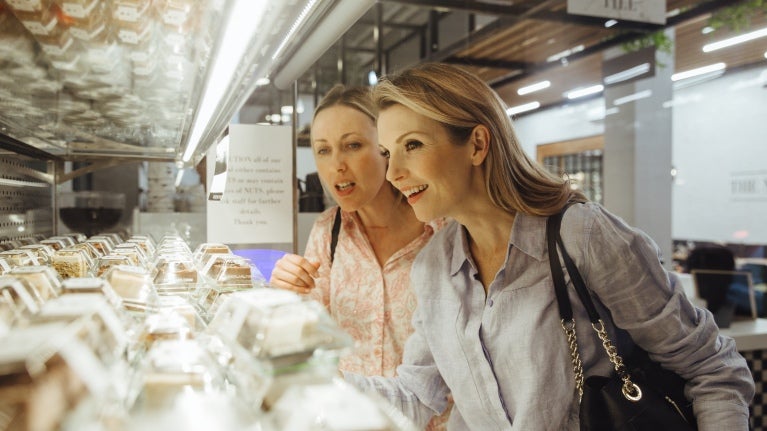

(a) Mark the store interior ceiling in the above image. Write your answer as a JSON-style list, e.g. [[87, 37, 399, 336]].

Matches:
[[246, 0, 767, 126]]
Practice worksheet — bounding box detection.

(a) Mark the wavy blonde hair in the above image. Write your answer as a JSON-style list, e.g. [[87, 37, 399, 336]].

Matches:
[[372, 63, 586, 216]]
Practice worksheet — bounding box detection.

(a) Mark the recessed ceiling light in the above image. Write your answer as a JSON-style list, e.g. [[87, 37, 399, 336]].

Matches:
[[671, 63, 726, 81], [605, 20, 618, 28], [702, 26, 767, 52], [517, 80, 550, 95], [565, 84, 604, 99], [506, 101, 540, 116]]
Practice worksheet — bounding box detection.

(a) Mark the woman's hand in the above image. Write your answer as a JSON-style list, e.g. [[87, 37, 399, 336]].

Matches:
[[269, 253, 321, 294]]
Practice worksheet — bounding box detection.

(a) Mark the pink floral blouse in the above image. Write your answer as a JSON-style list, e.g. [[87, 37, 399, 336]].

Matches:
[[304, 207, 445, 377]]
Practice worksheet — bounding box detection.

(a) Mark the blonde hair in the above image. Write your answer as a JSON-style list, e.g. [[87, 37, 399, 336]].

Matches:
[[372, 63, 586, 216], [314, 84, 377, 123]]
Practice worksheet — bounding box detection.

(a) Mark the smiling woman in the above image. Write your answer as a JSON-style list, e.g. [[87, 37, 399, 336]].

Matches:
[[269, 84, 450, 430], [339, 62, 755, 431]]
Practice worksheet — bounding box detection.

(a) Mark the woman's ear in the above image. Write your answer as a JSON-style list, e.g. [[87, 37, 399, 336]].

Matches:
[[470, 125, 491, 166]]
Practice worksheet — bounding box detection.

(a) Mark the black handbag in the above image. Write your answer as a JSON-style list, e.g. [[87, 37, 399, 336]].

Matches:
[[546, 207, 697, 431]]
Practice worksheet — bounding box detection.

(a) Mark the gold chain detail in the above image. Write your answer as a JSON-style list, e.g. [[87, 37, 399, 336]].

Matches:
[[561, 319, 584, 402], [592, 319, 641, 400]]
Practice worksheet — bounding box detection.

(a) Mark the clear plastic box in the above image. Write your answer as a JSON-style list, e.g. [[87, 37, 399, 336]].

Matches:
[[201, 254, 262, 287], [0, 249, 40, 267], [51, 247, 94, 279], [208, 289, 353, 368], [102, 265, 154, 312], [9, 265, 62, 300]]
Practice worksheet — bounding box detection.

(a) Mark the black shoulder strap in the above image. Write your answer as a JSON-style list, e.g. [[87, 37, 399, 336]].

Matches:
[[330, 207, 342, 264], [546, 204, 602, 324]]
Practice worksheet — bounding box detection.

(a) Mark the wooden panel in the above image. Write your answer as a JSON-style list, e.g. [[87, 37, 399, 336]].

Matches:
[[536, 135, 603, 163]]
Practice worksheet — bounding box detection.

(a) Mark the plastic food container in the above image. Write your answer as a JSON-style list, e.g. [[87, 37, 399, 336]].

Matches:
[[9, 265, 62, 300], [51, 247, 94, 279]]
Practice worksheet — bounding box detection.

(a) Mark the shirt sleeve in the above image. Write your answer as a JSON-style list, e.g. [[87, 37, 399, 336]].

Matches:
[[303, 208, 335, 310], [563, 203, 754, 430], [344, 307, 449, 429]]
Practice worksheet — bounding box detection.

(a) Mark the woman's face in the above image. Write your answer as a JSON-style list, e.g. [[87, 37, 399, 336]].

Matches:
[[378, 104, 477, 222], [312, 105, 387, 212]]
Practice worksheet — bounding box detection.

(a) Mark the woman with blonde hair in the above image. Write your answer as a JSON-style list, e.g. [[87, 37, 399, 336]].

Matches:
[[342, 63, 753, 430], [269, 84, 449, 429]]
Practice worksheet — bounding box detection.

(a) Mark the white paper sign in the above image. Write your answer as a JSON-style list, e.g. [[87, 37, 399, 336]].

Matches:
[[207, 124, 293, 244], [567, 0, 666, 25]]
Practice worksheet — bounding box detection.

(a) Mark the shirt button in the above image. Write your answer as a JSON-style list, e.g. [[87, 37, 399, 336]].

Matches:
[[488, 299, 494, 307]]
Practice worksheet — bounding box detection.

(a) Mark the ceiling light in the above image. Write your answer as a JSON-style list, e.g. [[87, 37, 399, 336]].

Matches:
[[702, 26, 767, 52], [368, 70, 378, 85], [272, 0, 319, 60], [506, 101, 540, 116], [613, 90, 652, 106], [701, 26, 714, 35], [517, 80, 550, 95], [671, 63, 726, 81], [603, 62, 651, 85], [546, 45, 583, 63], [566, 84, 604, 99], [604, 20, 618, 28], [182, 0, 268, 163], [764, 51, 767, 59]]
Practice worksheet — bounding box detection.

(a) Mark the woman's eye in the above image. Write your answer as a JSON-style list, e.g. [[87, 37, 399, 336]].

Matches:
[[379, 148, 390, 158], [405, 140, 423, 151], [316, 147, 330, 156], [346, 142, 361, 150]]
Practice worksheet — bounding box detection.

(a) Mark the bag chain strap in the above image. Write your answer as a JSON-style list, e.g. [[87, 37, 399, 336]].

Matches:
[[561, 318, 584, 402], [592, 319, 643, 402]]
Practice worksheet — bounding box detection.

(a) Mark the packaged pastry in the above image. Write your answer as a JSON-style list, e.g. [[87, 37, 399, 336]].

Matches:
[[152, 255, 198, 295], [19, 244, 55, 264], [40, 238, 68, 251], [94, 254, 134, 277], [0, 249, 40, 267], [201, 254, 261, 287], [84, 237, 112, 256], [32, 294, 129, 365], [0, 257, 12, 275], [9, 265, 62, 300], [102, 265, 154, 311], [0, 321, 110, 431], [126, 235, 155, 258], [0, 275, 44, 320], [208, 289, 353, 367], [193, 243, 232, 266], [60, 232, 87, 244], [114, 241, 148, 261], [48, 235, 76, 248], [268, 378, 419, 431], [61, 277, 122, 308], [72, 241, 101, 260], [134, 339, 224, 408], [51, 247, 94, 279]]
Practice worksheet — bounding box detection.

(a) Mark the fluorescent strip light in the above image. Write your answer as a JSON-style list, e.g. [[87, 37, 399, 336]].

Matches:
[[702, 26, 767, 52], [182, 0, 267, 163], [566, 84, 604, 99], [272, 0, 319, 60], [671, 63, 726, 81], [517, 80, 550, 95], [603, 62, 650, 85], [604, 19, 617, 28], [613, 89, 652, 106], [546, 45, 583, 63], [506, 101, 540, 116]]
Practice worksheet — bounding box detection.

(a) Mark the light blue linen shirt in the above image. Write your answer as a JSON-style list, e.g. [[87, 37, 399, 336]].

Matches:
[[346, 202, 754, 430]]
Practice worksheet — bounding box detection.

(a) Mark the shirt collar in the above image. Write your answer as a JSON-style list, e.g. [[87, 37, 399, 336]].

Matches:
[[448, 212, 548, 276]]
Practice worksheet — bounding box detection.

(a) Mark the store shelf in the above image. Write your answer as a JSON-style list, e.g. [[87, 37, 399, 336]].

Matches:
[[0, 0, 370, 165]]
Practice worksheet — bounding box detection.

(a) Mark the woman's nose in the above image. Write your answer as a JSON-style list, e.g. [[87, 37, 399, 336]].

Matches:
[[386, 155, 403, 183]]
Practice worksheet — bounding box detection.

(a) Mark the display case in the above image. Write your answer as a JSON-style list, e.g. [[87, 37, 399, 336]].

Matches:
[[0, 0, 374, 167]]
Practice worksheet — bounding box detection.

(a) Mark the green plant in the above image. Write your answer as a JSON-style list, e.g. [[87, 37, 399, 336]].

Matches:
[[621, 30, 673, 55], [709, 0, 767, 32]]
